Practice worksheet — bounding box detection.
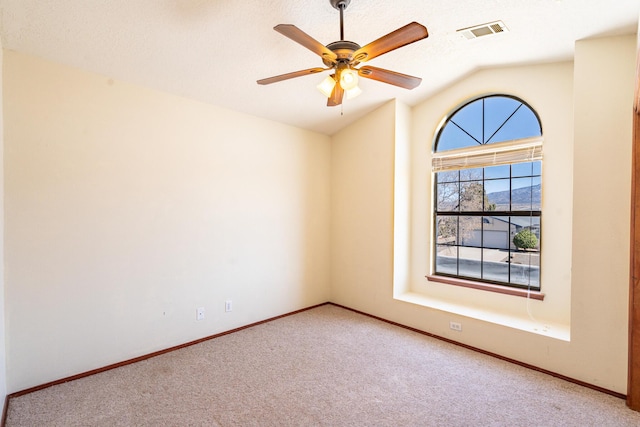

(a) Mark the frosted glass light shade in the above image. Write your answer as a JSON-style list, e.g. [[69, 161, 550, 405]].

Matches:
[[317, 75, 336, 98], [339, 69, 359, 90]]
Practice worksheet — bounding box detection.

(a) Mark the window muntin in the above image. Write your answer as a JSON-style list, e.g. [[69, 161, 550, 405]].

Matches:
[[433, 95, 542, 290]]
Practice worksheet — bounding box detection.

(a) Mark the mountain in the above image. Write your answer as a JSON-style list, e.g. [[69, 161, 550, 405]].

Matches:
[[487, 184, 541, 209]]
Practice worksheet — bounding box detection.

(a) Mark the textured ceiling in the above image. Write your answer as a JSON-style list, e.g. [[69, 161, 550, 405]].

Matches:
[[1, 0, 638, 135]]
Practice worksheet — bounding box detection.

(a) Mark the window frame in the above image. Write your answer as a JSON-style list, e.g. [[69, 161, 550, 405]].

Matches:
[[428, 94, 544, 297]]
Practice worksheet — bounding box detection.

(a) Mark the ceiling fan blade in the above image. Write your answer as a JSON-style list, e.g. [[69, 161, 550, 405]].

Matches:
[[274, 24, 338, 63], [358, 66, 422, 89], [327, 82, 344, 107], [257, 67, 328, 85], [352, 22, 428, 63]]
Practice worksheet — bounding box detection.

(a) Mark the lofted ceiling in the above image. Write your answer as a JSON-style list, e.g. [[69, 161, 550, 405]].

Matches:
[[1, 0, 638, 135]]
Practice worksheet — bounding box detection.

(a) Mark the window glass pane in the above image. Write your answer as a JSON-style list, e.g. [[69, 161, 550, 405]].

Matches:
[[485, 165, 510, 179], [459, 246, 482, 279], [482, 248, 509, 283], [435, 244, 458, 275], [437, 182, 459, 211], [511, 215, 540, 288], [511, 177, 541, 211], [532, 161, 541, 176], [449, 99, 483, 144], [437, 123, 480, 152], [531, 217, 541, 246], [531, 176, 541, 210], [436, 170, 459, 183], [512, 161, 541, 178], [459, 216, 481, 247], [483, 97, 523, 143], [489, 108, 542, 143], [484, 179, 510, 211], [460, 181, 484, 211], [512, 162, 533, 177], [482, 216, 511, 249], [436, 215, 458, 245], [510, 264, 539, 287], [511, 217, 540, 251], [459, 168, 483, 181]]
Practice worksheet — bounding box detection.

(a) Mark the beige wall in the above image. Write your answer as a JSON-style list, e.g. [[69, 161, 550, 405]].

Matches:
[[330, 35, 636, 393], [4, 51, 331, 392], [330, 100, 397, 309], [571, 35, 635, 390]]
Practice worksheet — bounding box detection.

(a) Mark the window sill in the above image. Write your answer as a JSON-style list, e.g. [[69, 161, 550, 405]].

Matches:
[[394, 291, 569, 341], [426, 275, 545, 301]]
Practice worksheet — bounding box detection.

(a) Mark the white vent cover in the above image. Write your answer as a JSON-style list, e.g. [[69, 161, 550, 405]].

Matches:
[[457, 21, 509, 39]]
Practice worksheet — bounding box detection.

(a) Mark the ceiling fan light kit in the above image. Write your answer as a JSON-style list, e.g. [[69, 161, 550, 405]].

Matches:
[[257, 0, 429, 107], [317, 75, 338, 98], [339, 68, 358, 90]]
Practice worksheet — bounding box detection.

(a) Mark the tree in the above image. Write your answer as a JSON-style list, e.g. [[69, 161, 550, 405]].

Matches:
[[436, 170, 496, 246], [513, 229, 538, 250], [460, 182, 496, 211]]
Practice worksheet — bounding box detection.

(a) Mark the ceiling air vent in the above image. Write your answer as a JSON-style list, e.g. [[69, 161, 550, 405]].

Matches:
[[457, 21, 508, 39]]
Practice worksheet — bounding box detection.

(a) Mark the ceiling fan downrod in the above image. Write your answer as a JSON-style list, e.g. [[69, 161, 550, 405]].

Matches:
[[330, 0, 351, 41]]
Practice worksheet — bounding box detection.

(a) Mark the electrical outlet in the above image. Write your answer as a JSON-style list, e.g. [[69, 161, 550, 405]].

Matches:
[[225, 300, 233, 312], [449, 321, 462, 332], [196, 307, 205, 321]]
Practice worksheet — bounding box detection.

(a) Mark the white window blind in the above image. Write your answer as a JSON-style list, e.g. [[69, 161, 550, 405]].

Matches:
[[432, 136, 543, 173]]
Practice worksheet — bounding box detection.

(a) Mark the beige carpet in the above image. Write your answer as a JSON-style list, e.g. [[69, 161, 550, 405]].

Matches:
[[6, 304, 640, 426]]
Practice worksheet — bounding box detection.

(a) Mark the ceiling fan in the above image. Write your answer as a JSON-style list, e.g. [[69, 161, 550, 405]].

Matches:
[[257, 0, 429, 107]]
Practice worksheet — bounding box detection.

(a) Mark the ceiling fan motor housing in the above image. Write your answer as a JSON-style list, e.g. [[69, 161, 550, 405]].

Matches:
[[323, 40, 361, 67]]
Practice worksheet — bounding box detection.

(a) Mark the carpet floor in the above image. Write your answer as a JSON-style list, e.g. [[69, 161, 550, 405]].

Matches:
[[6, 304, 640, 426]]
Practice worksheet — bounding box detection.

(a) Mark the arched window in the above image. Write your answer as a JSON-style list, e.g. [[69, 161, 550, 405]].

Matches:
[[432, 94, 542, 290]]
